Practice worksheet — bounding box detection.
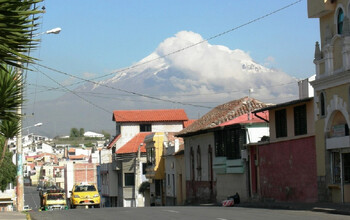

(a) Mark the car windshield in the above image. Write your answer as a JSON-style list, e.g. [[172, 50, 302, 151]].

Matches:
[[75, 185, 96, 192], [47, 194, 64, 200]]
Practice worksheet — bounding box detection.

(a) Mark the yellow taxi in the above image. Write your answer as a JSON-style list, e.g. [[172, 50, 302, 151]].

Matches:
[[70, 183, 100, 208]]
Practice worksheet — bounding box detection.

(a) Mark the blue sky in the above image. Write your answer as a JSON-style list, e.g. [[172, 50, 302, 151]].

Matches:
[[28, 0, 319, 101]]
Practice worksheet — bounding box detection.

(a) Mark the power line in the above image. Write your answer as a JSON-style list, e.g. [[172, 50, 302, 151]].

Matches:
[[32, 0, 301, 107], [32, 66, 112, 114]]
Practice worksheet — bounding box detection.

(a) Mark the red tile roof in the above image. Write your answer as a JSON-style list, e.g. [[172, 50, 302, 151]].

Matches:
[[113, 109, 188, 122], [69, 154, 87, 160], [107, 134, 121, 149], [184, 119, 196, 128], [116, 132, 151, 154], [218, 111, 269, 127], [177, 97, 268, 136]]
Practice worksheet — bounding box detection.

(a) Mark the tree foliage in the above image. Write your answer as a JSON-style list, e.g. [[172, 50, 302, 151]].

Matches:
[[0, 136, 16, 192], [79, 128, 84, 137], [0, 117, 20, 165], [0, 0, 43, 192], [0, 64, 22, 121], [0, 0, 43, 70], [70, 128, 79, 138]]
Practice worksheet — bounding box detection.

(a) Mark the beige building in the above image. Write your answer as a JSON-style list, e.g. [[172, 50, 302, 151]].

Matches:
[[308, 0, 350, 203]]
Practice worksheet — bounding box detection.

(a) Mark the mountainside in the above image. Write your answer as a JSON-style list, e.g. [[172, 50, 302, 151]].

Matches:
[[24, 31, 298, 138]]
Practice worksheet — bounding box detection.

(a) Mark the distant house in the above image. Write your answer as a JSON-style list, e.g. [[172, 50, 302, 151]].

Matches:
[[101, 109, 190, 207], [177, 97, 269, 204], [84, 131, 104, 138], [163, 133, 185, 206]]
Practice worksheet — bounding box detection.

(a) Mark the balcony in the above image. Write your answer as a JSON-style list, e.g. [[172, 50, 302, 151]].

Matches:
[[308, 0, 335, 18]]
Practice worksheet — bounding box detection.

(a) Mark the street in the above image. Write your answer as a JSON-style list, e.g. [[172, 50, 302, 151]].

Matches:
[[24, 186, 40, 211], [29, 206, 350, 220]]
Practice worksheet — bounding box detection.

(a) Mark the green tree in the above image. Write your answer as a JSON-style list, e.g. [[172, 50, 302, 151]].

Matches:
[[0, 0, 43, 191], [0, 64, 22, 121], [0, 136, 16, 192], [0, 0, 42, 70], [0, 117, 20, 165], [70, 128, 79, 138], [79, 128, 84, 137]]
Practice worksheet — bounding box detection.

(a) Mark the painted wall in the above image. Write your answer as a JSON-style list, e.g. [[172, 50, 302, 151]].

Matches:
[[258, 136, 318, 202], [269, 101, 315, 142], [216, 173, 247, 202], [184, 132, 215, 203]]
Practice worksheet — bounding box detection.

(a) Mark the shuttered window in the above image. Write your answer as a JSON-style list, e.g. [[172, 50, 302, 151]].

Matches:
[[294, 104, 307, 136]]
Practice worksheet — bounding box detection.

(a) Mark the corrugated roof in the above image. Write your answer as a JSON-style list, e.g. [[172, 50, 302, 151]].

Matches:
[[113, 109, 188, 122], [176, 97, 268, 137], [116, 132, 152, 154], [252, 97, 313, 113]]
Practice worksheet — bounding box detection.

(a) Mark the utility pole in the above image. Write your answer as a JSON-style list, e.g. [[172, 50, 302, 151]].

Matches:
[[134, 143, 143, 207], [16, 66, 23, 212]]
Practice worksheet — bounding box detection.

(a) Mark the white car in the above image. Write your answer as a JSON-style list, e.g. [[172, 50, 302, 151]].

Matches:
[[23, 205, 32, 211]]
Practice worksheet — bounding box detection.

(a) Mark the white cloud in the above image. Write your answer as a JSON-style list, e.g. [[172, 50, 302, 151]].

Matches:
[[153, 31, 298, 103], [62, 76, 76, 86], [82, 72, 96, 79]]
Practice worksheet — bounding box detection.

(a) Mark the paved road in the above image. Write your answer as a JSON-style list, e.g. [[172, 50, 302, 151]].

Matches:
[[24, 186, 40, 211], [30, 206, 350, 220]]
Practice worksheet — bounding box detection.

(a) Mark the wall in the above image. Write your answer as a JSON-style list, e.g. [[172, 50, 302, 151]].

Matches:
[[152, 122, 184, 133], [73, 163, 97, 184], [184, 132, 215, 203], [216, 173, 247, 202], [258, 136, 317, 202], [269, 101, 315, 142]]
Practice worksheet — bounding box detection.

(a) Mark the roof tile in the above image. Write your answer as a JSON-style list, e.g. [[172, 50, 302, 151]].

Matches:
[[113, 109, 188, 122], [116, 132, 152, 154], [177, 97, 268, 136]]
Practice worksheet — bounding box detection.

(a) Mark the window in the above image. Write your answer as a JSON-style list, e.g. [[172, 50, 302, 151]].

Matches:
[[190, 147, 194, 181], [275, 109, 287, 138], [124, 173, 135, 186], [167, 174, 170, 185], [197, 146, 201, 181], [140, 124, 151, 132], [208, 146, 213, 181], [320, 92, 326, 116], [294, 104, 307, 136], [338, 8, 344, 34], [142, 163, 147, 174], [116, 123, 121, 136], [146, 147, 155, 165], [214, 126, 245, 159]]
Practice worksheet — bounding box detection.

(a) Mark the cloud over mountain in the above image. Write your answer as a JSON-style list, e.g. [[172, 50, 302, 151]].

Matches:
[[26, 31, 299, 137]]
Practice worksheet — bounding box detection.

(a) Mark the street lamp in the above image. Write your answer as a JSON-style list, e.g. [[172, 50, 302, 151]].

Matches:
[[33, 27, 61, 37], [16, 27, 61, 212]]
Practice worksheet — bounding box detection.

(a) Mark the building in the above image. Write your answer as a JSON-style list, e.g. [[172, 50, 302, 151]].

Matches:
[[163, 133, 185, 205], [177, 97, 269, 204], [102, 109, 190, 207], [308, 0, 350, 203], [145, 132, 166, 206], [251, 79, 317, 202]]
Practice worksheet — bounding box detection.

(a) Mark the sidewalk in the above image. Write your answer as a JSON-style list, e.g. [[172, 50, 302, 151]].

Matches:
[[0, 211, 27, 220], [236, 201, 350, 216]]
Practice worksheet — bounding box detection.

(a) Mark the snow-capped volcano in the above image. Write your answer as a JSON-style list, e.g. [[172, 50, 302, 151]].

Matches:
[[26, 31, 298, 137]]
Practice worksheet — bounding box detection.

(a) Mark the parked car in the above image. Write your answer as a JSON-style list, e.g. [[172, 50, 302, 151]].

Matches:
[[23, 205, 32, 211], [70, 183, 100, 209]]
